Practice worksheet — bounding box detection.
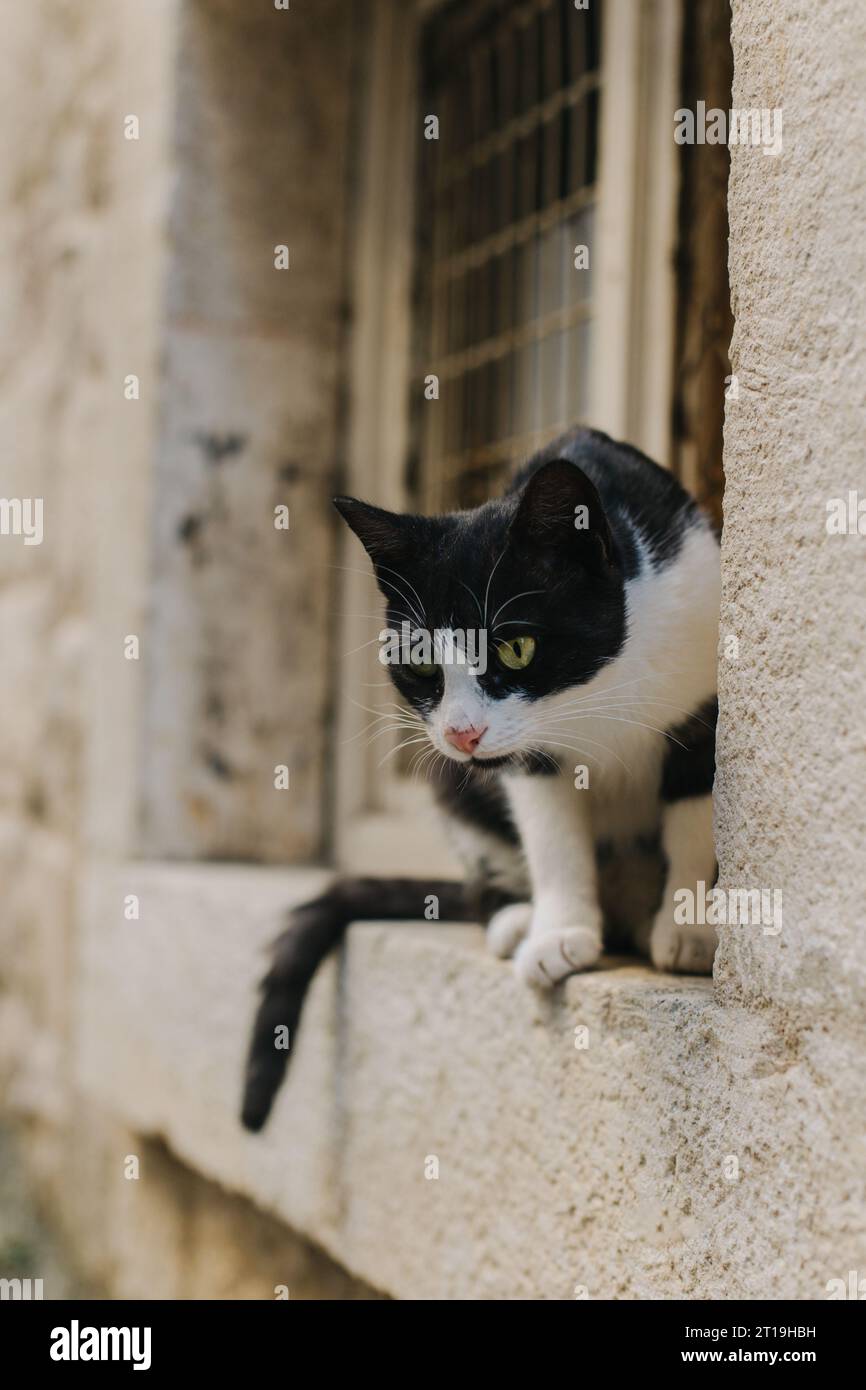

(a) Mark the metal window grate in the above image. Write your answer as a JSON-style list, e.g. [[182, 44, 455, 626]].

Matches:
[[414, 0, 603, 510]]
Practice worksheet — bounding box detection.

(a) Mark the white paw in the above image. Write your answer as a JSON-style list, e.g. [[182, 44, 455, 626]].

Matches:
[[486, 902, 532, 959], [650, 919, 717, 974], [514, 927, 601, 988]]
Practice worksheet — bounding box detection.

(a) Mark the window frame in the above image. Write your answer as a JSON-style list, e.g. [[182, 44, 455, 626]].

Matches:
[[336, 0, 682, 876]]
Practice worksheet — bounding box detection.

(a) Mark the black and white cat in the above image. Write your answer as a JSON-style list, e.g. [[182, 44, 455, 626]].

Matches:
[[242, 427, 720, 1131]]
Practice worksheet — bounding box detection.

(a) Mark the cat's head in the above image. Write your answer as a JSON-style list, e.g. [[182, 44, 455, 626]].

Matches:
[[335, 459, 627, 768]]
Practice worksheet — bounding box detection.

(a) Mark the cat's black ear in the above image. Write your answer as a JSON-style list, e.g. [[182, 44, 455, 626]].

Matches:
[[508, 459, 615, 572], [333, 497, 410, 565]]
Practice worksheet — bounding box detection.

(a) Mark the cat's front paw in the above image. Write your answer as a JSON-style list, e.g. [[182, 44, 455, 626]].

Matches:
[[514, 926, 601, 987], [486, 902, 532, 959], [649, 918, 716, 974]]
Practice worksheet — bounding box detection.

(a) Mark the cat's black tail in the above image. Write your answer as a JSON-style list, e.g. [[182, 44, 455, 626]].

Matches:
[[241, 876, 478, 1132]]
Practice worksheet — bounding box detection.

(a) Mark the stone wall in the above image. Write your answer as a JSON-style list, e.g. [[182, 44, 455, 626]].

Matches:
[[714, 0, 866, 1271], [0, 0, 373, 1298], [139, 0, 356, 863], [712, 0, 866, 1288]]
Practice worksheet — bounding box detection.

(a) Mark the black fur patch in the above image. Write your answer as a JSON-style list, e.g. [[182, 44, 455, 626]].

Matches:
[[433, 762, 520, 844], [660, 697, 718, 803], [514, 427, 705, 573]]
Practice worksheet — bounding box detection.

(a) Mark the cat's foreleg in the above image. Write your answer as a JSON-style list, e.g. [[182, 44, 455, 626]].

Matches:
[[649, 795, 717, 973], [503, 771, 602, 985], [486, 901, 533, 958]]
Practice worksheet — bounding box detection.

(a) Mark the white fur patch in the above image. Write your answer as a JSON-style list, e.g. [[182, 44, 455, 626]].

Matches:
[[486, 902, 532, 958], [649, 794, 718, 974]]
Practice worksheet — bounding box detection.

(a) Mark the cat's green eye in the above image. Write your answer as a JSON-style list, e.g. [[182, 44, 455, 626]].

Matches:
[[495, 635, 537, 671], [409, 656, 439, 678]]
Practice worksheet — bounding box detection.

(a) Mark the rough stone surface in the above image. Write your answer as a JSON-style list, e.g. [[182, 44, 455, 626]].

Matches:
[[77, 862, 863, 1300], [0, 0, 371, 1300], [713, 0, 866, 1292], [717, 0, 866, 1020], [139, 327, 339, 862], [139, 0, 355, 862], [0, 1111, 381, 1301]]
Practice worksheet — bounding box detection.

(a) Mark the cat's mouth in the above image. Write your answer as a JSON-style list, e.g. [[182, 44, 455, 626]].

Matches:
[[434, 740, 522, 769], [467, 752, 518, 769], [436, 746, 525, 770]]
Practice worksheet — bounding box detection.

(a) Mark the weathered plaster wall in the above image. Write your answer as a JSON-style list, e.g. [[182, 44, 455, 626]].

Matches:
[[713, 0, 866, 1277], [0, 0, 174, 1256], [0, 0, 370, 1299], [717, 0, 866, 1017], [139, 0, 356, 863]]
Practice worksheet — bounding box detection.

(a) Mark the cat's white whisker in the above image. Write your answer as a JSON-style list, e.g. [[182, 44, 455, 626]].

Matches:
[[337, 611, 412, 624], [544, 670, 694, 706], [343, 634, 393, 659], [361, 723, 426, 751], [348, 696, 424, 723], [330, 562, 426, 629], [482, 546, 507, 627], [540, 696, 716, 727], [409, 743, 443, 783], [377, 735, 431, 768], [343, 697, 425, 749], [562, 712, 690, 749], [458, 579, 485, 625], [530, 734, 632, 778], [376, 562, 428, 629], [342, 717, 423, 750], [408, 750, 430, 783], [490, 588, 545, 629]]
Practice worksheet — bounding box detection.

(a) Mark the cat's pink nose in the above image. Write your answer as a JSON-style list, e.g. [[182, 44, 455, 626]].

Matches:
[[445, 724, 487, 755]]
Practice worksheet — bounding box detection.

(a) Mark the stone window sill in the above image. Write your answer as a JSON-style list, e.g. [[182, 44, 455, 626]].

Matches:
[[77, 861, 715, 1299]]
